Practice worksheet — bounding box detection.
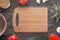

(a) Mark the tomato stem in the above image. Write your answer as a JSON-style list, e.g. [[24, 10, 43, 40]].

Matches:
[[48, 36, 50, 38], [21, 0, 24, 2]]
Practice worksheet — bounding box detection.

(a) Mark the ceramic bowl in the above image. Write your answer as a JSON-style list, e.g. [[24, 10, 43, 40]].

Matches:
[[0, 14, 7, 36], [0, 0, 10, 9]]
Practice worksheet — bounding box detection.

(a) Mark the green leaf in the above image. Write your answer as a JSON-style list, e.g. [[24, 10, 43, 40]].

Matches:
[[27, 37, 41, 40], [51, 12, 58, 18]]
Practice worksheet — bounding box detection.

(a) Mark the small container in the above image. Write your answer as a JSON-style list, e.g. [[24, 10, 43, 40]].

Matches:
[[0, 0, 10, 9], [0, 14, 7, 36]]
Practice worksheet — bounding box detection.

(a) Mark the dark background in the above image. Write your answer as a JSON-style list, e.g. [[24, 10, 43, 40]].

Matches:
[[0, 0, 60, 40]]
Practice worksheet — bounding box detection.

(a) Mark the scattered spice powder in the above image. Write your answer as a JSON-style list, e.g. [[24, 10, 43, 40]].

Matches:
[[0, 15, 5, 33]]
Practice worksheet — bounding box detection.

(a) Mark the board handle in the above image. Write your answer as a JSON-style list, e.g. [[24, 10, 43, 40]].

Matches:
[[12, 8, 20, 32]]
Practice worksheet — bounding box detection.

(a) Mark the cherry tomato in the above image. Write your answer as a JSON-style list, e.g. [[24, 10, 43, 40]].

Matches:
[[18, 0, 28, 5], [49, 33, 60, 40], [8, 34, 19, 40]]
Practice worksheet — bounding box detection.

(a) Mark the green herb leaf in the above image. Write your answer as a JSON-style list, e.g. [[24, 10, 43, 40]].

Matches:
[[27, 37, 41, 40]]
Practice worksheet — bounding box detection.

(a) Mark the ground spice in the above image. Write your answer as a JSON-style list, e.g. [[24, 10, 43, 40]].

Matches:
[[0, 15, 5, 33]]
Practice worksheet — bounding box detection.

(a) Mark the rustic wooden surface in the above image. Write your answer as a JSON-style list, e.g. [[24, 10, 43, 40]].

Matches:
[[0, 0, 60, 40]]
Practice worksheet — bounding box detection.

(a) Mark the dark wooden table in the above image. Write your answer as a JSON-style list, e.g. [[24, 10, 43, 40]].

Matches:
[[0, 0, 60, 40]]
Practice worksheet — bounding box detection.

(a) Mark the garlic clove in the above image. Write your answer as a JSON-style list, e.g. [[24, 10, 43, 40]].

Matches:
[[36, 0, 41, 4], [56, 27, 60, 33], [43, 0, 47, 3]]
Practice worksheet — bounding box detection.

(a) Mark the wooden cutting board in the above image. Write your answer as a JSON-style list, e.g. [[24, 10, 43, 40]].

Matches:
[[12, 7, 48, 32]]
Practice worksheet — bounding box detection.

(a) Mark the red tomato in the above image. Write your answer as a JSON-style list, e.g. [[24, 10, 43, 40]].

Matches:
[[8, 34, 19, 40], [18, 0, 28, 5], [49, 33, 60, 40]]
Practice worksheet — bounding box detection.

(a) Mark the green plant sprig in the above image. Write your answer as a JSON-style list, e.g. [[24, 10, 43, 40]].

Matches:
[[51, 3, 60, 22]]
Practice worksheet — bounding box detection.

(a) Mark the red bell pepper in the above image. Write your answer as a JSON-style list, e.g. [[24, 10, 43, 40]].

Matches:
[[8, 34, 19, 40], [18, 0, 28, 5], [49, 33, 60, 40]]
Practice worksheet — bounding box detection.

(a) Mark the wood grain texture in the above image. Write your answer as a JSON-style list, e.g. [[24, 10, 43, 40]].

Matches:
[[12, 7, 48, 32]]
